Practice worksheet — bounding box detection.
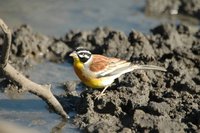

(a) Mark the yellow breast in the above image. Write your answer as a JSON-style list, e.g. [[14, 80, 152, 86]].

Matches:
[[73, 61, 105, 89]]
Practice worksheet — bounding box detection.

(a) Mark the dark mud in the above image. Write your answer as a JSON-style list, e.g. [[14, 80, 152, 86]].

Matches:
[[63, 24, 200, 132], [145, 0, 200, 21], [0, 25, 71, 71], [1, 23, 200, 132]]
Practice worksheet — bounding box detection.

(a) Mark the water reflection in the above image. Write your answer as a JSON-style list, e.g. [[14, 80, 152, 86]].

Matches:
[[0, 62, 80, 132], [0, 95, 79, 132], [51, 119, 67, 133]]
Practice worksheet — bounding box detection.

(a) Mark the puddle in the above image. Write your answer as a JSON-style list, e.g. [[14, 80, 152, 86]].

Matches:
[[26, 62, 78, 84], [25, 62, 79, 95], [0, 62, 80, 132]]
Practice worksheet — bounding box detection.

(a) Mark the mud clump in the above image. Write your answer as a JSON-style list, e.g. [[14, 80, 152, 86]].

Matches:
[[67, 24, 200, 132], [0, 25, 71, 71], [145, 0, 200, 20]]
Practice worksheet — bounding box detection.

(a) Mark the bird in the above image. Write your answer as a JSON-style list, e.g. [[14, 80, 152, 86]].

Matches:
[[69, 47, 166, 99]]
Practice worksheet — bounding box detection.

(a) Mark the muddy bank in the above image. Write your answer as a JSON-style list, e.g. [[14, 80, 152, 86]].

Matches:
[[1, 23, 200, 132], [145, 0, 200, 20], [62, 24, 200, 132], [0, 25, 71, 71]]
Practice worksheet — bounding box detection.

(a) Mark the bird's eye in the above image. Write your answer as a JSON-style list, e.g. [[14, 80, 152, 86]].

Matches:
[[82, 53, 85, 56]]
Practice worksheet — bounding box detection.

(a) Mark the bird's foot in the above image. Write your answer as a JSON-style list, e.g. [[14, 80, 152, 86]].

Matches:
[[95, 92, 105, 100]]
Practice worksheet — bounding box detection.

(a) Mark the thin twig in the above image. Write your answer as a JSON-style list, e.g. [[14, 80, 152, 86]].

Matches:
[[0, 19, 11, 68], [0, 18, 69, 118]]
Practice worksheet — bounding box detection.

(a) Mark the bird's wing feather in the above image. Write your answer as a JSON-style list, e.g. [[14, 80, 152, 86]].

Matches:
[[89, 55, 166, 78], [99, 64, 167, 77], [89, 55, 110, 72], [89, 54, 132, 77]]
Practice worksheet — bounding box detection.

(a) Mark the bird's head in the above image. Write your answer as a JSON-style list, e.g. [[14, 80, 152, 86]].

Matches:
[[70, 47, 92, 63]]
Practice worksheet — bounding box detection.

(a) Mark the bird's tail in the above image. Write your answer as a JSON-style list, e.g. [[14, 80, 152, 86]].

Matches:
[[132, 65, 167, 72], [102, 64, 166, 78]]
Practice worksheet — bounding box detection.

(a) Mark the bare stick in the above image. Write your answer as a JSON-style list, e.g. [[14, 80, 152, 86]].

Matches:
[[0, 19, 11, 68], [0, 19, 69, 118]]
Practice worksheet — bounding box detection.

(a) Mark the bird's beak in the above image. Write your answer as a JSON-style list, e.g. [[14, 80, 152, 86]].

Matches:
[[69, 51, 76, 57]]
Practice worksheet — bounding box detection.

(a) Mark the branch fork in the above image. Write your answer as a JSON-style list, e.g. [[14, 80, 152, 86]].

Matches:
[[0, 19, 69, 118]]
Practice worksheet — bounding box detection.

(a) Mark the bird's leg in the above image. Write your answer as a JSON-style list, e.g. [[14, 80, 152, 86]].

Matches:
[[95, 86, 109, 99]]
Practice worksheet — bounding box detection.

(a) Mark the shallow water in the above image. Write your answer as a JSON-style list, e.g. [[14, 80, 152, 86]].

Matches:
[[0, 99, 78, 132], [0, 0, 176, 37], [26, 62, 79, 95], [0, 62, 79, 132]]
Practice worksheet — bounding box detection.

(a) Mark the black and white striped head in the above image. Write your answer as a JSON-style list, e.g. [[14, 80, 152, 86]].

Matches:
[[70, 47, 92, 63]]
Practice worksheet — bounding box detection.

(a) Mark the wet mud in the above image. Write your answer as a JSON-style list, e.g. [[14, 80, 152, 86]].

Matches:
[[63, 24, 200, 132], [1, 23, 200, 132], [0, 25, 71, 71]]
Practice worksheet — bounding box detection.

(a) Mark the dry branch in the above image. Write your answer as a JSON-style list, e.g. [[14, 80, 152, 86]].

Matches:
[[0, 19, 69, 118], [0, 19, 11, 68]]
